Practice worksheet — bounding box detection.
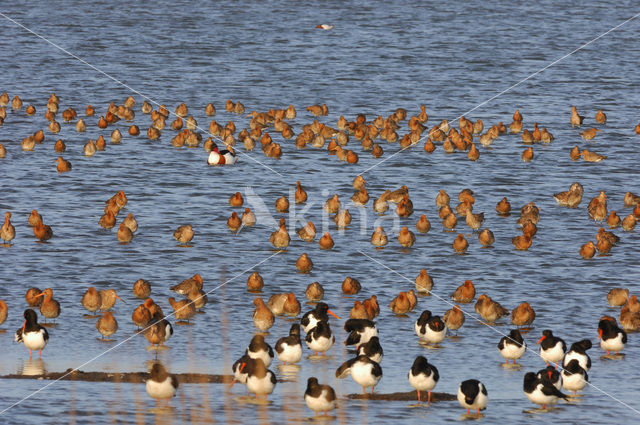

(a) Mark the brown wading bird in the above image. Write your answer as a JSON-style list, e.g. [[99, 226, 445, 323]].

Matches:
[[298, 221, 316, 242], [96, 312, 118, 340], [452, 234, 468, 254], [390, 291, 412, 315], [145, 312, 173, 347], [512, 234, 532, 251], [415, 269, 434, 294], [247, 272, 264, 292], [510, 302, 535, 327], [452, 280, 476, 303], [342, 277, 361, 295], [81, 287, 102, 315], [283, 293, 301, 317], [416, 214, 431, 233], [588, 191, 607, 221], [350, 301, 370, 320], [33, 221, 53, 242], [253, 297, 274, 331], [318, 232, 334, 249], [296, 253, 313, 273], [570, 106, 584, 128], [295, 181, 307, 204], [1, 212, 15, 244], [607, 288, 629, 307], [36, 288, 60, 323], [117, 222, 133, 243], [474, 294, 509, 323], [270, 218, 290, 248], [443, 305, 465, 335], [25, 288, 43, 307], [99, 289, 125, 311], [171, 273, 203, 295], [478, 229, 495, 247], [268, 293, 288, 316], [580, 128, 600, 141], [398, 226, 416, 248], [496, 197, 511, 215], [579, 241, 596, 259], [227, 212, 241, 232], [132, 303, 152, 329], [173, 224, 194, 244], [306, 282, 324, 302], [169, 297, 196, 323], [28, 209, 43, 227], [56, 156, 72, 172], [133, 279, 151, 299], [371, 226, 388, 247], [553, 182, 584, 208]]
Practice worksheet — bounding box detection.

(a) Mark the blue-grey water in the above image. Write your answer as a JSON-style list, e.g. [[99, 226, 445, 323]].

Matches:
[[1, 0, 640, 423]]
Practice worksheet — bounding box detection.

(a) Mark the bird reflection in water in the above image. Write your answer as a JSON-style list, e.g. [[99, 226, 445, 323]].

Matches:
[[20, 358, 45, 376]]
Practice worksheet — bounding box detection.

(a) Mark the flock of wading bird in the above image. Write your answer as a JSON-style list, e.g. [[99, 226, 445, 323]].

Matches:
[[1, 91, 640, 416]]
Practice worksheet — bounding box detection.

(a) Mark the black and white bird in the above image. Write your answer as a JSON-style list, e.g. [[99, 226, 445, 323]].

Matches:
[[537, 365, 562, 390], [243, 358, 277, 399], [598, 318, 627, 355], [498, 329, 526, 364], [414, 310, 432, 340], [523, 372, 567, 410], [15, 309, 49, 359], [247, 334, 274, 367], [415, 311, 446, 345], [457, 379, 488, 415], [408, 356, 439, 403], [357, 336, 383, 363], [537, 329, 566, 367], [336, 355, 382, 394], [562, 339, 592, 371], [304, 377, 337, 416], [229, 353, 251, 389], [146, 362, 178, 406], [344, 318, 378, 348], [301, 302, 339, 333], [305, 321, 335, 355], [561, 359, 588, 395], [275, 324, 302, 365]]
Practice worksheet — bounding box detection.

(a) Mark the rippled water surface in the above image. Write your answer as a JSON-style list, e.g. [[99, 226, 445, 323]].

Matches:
[[1, 0, 640, 423]]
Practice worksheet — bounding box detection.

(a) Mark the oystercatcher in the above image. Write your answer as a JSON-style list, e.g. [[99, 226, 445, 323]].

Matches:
[[537, 329, 566, 368], [304, 377, 337, 416], [523, 372, 567, 410], [537, 365, 562, 390], [357, 336, 383, 363], [336, 355, 382, 394], [498, 329, 526, 364], [146, 362, 178, 406], [14, 309, 48, 358], [242, 358, 277, 399], [301, 302, 340, 333], [598, 318, 627, 355], [275, 324, 302, 365], [344, 318, 378, 348], [562, 339, 592, 371], [457, 379, 488, 415], [561, 359, 588, 395], [408, 356, 439, 402], [246, 334, 274, 367], [305, 321, 335, 355]]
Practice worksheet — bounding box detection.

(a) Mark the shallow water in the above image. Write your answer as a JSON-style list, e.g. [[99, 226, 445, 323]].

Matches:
[[1, 0, 640, 423]]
